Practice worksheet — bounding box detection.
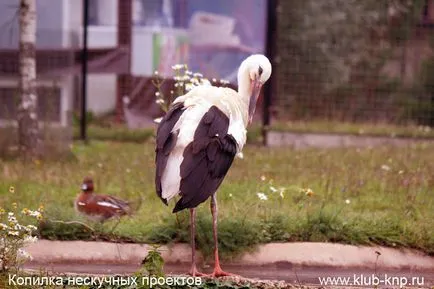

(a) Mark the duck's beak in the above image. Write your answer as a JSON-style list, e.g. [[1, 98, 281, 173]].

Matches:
[[248, 76, 263, 125]]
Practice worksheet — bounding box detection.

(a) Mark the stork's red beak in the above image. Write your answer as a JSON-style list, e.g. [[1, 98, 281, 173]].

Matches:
[[248, 77, 263, 124]]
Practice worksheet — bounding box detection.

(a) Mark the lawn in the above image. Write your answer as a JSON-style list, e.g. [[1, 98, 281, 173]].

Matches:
[[0, 138, 433, 260]]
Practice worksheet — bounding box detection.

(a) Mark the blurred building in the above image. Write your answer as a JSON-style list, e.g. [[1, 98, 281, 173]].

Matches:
[[0, 0, 267, 125]]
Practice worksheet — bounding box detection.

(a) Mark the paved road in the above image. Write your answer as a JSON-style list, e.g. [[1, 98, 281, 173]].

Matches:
[[24, 262, 434, 287]]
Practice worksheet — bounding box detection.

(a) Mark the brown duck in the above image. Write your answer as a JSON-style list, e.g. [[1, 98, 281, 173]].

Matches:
[[75, 177, 131, 222]]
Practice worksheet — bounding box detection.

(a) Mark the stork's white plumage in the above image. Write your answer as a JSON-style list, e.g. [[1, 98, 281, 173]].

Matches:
[[155, 54, 272, 277]]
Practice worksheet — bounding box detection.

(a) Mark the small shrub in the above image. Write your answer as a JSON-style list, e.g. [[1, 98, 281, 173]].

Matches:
[[140, 245, 165, 277], [259, 215, 291, 242], [406, 57, 434, 126], [145, 215, 189, 245], [72, 111, 95, 127], [197, 215, 263, 260]]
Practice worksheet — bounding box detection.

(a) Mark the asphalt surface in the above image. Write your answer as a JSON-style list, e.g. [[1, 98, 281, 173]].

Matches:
[[24, 262, 434, 287]]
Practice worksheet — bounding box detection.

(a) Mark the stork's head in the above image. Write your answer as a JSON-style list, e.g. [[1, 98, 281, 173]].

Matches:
[[237, 54, 272, 124], [81, 177, 94, 193]]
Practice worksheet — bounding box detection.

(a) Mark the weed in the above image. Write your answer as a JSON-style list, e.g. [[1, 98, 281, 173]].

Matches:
[[0, 202, 42, 273], [140, 245, 165, 277]]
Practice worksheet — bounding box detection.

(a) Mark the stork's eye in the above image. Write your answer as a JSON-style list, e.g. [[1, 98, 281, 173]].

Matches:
[[258, 66, 263, 76]]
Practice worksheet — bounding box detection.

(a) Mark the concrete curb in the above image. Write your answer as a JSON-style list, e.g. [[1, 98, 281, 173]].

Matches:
[[25, 240, 434, 270], [266, 131, 434, 148]]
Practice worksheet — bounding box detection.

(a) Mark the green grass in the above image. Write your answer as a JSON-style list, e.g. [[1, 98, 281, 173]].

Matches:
[[72, 125, 154, 143], [0, 140, 433, 260], [270, 120, 434, 138]]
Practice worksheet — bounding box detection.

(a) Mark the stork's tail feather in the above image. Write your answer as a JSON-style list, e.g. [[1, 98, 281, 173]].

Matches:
[[172, 206, 183, 214], [172, 199, 186, 213]]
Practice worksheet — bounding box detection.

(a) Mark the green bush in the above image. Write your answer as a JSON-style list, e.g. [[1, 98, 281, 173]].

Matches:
[[408, 57, 434, 126]]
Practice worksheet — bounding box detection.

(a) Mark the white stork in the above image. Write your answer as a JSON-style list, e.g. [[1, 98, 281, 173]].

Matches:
[[155, 54, 272, 277]]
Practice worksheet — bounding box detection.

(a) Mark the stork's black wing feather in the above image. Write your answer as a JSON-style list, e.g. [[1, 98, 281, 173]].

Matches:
[[155, 102, 184, 204], [173, 106, 238, 213]]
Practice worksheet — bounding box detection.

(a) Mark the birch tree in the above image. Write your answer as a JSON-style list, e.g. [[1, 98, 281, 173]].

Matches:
[[17, 0, 40, 157]]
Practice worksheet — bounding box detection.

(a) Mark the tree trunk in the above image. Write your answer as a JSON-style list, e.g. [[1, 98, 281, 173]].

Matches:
[[18, 0, 40, 158]]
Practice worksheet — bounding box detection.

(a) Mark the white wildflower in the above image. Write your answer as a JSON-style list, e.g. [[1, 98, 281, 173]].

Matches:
[[28, 211, 42, 219], [8, 213, 17, 224], [171, 64, 184, 70], [155, 92, 160, 97], [260, 175, 266, 182], [8, 231, 19, 236], [269, 186, 278, 193], [181, 75, 190, 81], [185, 83, 194, 91], [26, 225, 37, 232], [345, 199, 351, 204], [156, 99, 165, 105], [257, 192, 268, 201], [17, 249, 32, 260], [212, 78, 217, 82], [154, 117, 163, 124], [185, 70, 193, 75], [279, 191, 284, 199], [200, 78, 211, 86], [381, 164, 391, 171], [229, 193, 233, 198], [398, 170, 404, 175], [23, 235, 38, 245], [154, 70, 159, 75], [193, 72, 203, 78]]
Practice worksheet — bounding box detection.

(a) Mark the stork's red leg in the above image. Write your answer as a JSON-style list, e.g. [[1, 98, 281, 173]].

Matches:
[[188, 208, 206, 277], [209, 194, 238, 278]]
